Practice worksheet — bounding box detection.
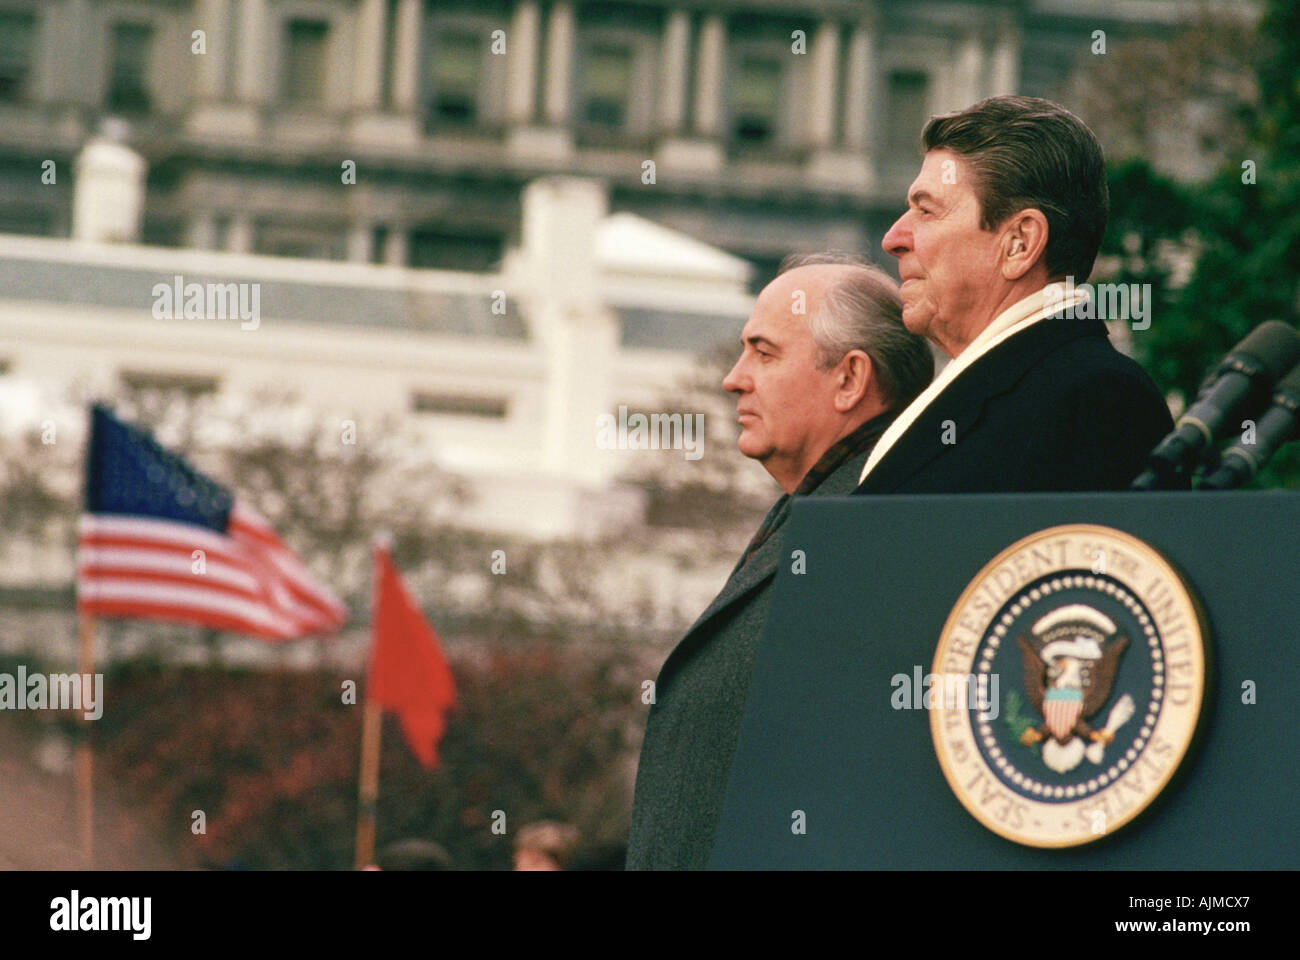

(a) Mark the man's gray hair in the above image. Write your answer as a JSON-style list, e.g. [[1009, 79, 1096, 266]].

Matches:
[[777, 251, 934, 410]]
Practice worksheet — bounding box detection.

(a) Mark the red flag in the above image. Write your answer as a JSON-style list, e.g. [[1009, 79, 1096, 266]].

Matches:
[[367, 542, 457, 769]]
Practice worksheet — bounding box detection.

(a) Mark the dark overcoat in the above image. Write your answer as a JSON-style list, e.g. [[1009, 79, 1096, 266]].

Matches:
[[854, 314, 1173, 494], [625, 436, 880, 870]]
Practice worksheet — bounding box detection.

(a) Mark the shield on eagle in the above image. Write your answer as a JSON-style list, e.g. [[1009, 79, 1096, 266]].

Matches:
[[1043, 687, 1084, 741]]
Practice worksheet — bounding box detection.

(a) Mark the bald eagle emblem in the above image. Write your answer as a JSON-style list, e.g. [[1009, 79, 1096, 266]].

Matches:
[[1017, 604, 1134, 774]]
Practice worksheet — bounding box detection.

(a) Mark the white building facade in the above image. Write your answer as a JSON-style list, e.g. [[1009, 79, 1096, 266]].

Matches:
[[1, 163, 754, 540], [1, 0, 1243, 276], [0, 0, 1257, 544]]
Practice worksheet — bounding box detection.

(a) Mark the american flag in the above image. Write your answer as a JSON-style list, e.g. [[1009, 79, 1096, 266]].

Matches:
[[76, 404, 348, 640]]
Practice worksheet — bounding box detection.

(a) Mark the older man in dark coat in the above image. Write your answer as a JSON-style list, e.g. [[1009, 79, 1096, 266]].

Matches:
[[853, 95, 1173, 494], [625, 253, 934, 870]]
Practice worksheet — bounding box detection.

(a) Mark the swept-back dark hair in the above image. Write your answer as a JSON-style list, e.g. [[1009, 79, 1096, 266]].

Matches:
[[922, 95, 1109, 282]]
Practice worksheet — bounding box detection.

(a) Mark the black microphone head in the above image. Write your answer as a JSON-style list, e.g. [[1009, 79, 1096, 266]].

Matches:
[[1224, 320, 1300, 383]]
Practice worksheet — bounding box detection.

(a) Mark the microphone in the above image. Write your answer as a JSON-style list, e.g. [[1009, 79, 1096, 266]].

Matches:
[[1201, 362, 1300, 490], [1131, 321, 1300, 490]]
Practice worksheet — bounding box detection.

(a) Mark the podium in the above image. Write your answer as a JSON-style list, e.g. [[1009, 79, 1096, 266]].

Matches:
[[710, 491, 1300, 868]]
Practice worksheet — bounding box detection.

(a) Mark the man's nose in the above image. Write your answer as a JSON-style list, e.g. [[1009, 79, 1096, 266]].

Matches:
[[722, 356, 747, 393], [881, 215, 910, 259]]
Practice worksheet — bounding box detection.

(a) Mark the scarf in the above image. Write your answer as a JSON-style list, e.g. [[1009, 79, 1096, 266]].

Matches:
[[858, 282, 1088, 485]]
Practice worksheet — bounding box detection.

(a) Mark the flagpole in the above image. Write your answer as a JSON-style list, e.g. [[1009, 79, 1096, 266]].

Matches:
[[354, 699, 382, 869], [355, 534, 389, 869], [76, 614, 96, 867]]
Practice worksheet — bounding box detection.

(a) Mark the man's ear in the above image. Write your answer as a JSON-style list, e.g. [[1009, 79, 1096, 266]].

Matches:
[[834, 350, 874, 413], [1000, 209, 1050, 281]]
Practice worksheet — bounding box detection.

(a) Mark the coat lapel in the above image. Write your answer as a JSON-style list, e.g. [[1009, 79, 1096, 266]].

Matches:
[[678, 500, 786, 640], [859, 314, 1108, 493], [658, 445, 875, 684]]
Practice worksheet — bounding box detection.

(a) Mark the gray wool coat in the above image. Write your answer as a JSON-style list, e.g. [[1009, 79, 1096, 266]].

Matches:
[[625, 427, 885, 870]]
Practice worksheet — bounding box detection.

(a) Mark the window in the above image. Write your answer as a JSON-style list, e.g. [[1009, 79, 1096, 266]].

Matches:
[[282, 19, 329, 105], [0, 206, 53, 236], [428, 28, 482, 126], [731, 54, 782, 146], [580, 41, 633, 129], [885, 71, 929, 156], [106, 22, 153, 114], [0, 10, 36, 103], [255, 221, 346, 260], [370, 225, 389, 264], [411, 393, 509, 419], [408, 229, 503, 272], [120, 370, 219, 396], [574, 3, 659, 139], [142, 218, 184, 248]]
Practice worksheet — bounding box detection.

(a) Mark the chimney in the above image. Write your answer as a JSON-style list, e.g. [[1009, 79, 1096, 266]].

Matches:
[[511, 177, 618, 485], [71, 119, 147, 244]]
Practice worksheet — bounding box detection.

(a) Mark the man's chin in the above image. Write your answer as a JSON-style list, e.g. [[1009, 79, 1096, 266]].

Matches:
[[736, 434, 770, 461], [901, 308, 932, 337]]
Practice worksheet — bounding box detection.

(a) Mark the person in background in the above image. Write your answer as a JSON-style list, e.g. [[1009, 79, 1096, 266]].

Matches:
[[513, 820, 580, 871]]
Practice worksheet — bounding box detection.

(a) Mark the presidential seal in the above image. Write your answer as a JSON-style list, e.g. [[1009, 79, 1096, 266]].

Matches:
[[929, 524, 1207, 848]]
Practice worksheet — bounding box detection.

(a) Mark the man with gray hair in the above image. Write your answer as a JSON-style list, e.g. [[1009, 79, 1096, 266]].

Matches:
[[626, 252, 933, 870]]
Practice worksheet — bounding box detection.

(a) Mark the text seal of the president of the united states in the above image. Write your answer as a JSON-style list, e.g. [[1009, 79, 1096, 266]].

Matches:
[[930, 524, 1207, 848]]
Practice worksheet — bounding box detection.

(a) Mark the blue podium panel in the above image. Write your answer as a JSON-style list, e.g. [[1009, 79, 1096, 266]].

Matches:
[[711, 491, 1299, 869]]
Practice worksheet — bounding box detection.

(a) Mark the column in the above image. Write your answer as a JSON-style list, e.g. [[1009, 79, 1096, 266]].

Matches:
[[187, 0, 258, 136], [989, 32, 1019, 96], [843, 23, 873, 150], [54, 0, 95, 108], [953, 33, 983, 109], [226, 213, 254, 253], [517, 178, 613, 483], [35, 0, 65, 103], [542, 2, 574, 126], [693, 14, 725, 137], [807, 21, 840, 148], [347, 222, 374, 263], [390, 0, 422, 113], [506, 0, 540, 124], [353, 0, 387, 112], [72, 139, 147, 244], [383, 228, 408, 266], [235, 0, 270, 106], [194, 0, 231, 101], [658, 10, 691, 134], [187, 213, 219, 250]]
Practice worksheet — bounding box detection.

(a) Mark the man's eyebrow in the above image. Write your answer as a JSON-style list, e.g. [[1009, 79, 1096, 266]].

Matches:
[[908, 189, 940, 208], [743, 334, 780, 351]]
